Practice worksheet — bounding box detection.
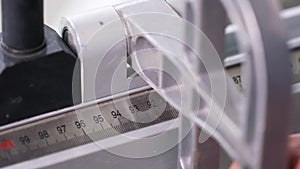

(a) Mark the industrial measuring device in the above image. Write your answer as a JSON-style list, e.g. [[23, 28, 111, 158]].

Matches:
[[0, 0, 299, 169]]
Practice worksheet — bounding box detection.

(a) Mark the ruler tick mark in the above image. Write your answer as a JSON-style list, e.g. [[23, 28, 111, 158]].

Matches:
[[100, 123, 104, 130], [118, 118, 122, 125], [63, 133, 68, 140], [45, 139, 50, 147], [81, 129, 87, 136]]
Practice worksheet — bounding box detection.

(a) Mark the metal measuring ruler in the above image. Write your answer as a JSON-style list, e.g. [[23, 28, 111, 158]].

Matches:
[[0, 89, 178, 167]]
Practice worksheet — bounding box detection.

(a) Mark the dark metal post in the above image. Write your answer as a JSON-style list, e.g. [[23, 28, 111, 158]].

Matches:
[[1, 0, 45, 54]]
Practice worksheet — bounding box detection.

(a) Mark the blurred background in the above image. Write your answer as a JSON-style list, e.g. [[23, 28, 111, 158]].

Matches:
[[0, 0, 298, 32]]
